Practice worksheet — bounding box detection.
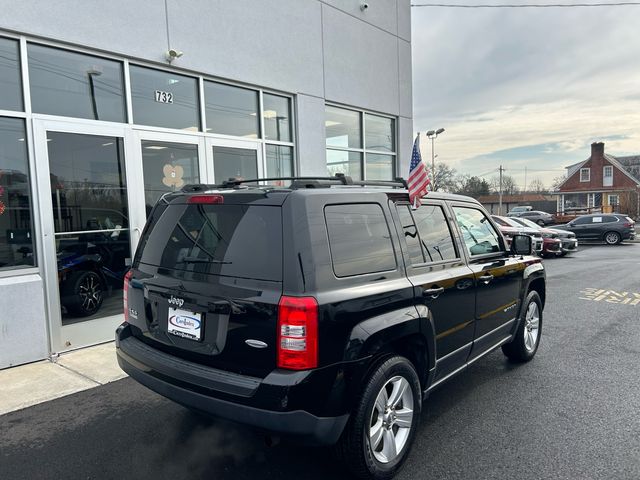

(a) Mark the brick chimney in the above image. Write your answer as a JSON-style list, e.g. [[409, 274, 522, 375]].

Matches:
[[591, 142, 605, 159]]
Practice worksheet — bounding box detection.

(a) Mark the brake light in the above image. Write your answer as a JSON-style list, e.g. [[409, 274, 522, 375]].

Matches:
[[188, 194, 224, 204], [623, 222, 633, 228], [123, 269, 133, 322], [277, 296, 318, 370]]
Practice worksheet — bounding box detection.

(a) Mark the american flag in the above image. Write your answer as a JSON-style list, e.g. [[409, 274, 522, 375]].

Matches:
[[408, 134, 430, 207]]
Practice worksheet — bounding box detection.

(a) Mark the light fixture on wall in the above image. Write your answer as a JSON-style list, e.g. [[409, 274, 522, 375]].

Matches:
[[360, 2, 369, 11], [165, 48, 183, 63]]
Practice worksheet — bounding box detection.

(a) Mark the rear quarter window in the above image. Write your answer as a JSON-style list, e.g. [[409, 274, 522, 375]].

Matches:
[[325, 203, 396, 277]]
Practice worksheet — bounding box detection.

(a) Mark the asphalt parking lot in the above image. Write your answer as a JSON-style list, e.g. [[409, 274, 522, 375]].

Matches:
[[1, 243, 639, 480]]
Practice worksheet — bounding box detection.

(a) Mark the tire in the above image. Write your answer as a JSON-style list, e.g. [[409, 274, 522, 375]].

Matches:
[[62, 270, 104, 317], [336, 356, 421, 480], [604, 231, 621, 245], [502, 290, 542, 363]]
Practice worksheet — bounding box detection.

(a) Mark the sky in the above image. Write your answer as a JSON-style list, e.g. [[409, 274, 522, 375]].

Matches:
[[411, 1, 640, 190]]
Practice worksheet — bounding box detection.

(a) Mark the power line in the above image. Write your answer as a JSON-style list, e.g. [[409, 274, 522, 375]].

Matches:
[[411, 2, 640, 8]]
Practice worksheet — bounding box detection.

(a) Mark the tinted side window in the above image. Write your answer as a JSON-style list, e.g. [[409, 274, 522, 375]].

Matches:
[[325, 204, 396, 277], [413, 205, 458, 262], [603, 216, 618, 223], [396, 205, 425, 265], [573, 216, 592, 225], [453, 207, 501, 256]]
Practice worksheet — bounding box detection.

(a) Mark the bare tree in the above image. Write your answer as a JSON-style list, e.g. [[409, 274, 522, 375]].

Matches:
[[527, 178, 546, 193], [551, 175, 566, 191], [432, 162, 458, 192], [489, 175, 519, 195]]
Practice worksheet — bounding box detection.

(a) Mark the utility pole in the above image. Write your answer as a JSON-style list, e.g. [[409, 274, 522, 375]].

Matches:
[[499, 165, 504, 215]]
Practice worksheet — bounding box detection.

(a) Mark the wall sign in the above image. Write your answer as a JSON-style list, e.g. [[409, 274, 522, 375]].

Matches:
[[154, 90, 174, 104]]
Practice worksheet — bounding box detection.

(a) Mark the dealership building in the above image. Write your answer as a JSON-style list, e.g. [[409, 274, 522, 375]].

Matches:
[[0, 1, 413, 368]]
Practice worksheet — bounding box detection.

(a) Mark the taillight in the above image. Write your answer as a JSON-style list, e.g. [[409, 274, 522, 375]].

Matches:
[[623, 222, 633, 228], [123, 269, 133, 322], [188, 194, 224, 204], [277, 296, 318, 370]]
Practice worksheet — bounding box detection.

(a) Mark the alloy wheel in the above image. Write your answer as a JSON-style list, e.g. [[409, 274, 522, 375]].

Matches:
[[79, 274, 103, 313], [605, 232, 620, 245], [368, 375, 414, 464], [523, 301, 540, 352]]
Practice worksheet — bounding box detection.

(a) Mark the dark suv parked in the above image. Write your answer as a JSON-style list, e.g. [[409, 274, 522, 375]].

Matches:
[[116, 175, 546, 480], [555, 213, 636, 245]]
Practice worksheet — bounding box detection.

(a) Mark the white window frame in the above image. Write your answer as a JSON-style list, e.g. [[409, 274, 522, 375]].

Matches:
[[608, 194, 620, 206], [580, 167, 590, 182], [603, 165, 613, 187], [324, 103, 397, 181]]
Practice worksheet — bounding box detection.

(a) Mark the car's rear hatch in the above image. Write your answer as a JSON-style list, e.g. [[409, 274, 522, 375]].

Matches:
[[126, 191, 285, 378]]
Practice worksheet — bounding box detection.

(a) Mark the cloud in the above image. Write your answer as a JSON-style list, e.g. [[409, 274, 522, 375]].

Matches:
[[411, 3, 640, 186]]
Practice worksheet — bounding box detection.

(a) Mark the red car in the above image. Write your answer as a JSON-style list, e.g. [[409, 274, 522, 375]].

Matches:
[[491, 215, 544, 254]]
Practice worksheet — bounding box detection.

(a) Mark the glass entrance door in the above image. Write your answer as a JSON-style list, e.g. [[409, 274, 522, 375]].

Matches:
[[132, 131, 205, 221], [207, 138, 262, 184], [34, 119, 135, 352]]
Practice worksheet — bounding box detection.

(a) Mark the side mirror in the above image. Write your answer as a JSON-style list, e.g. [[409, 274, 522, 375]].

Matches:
[[510, 234, 532, 256]]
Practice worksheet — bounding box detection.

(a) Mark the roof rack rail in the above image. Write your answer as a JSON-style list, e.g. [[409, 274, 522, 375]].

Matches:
[[182, 174, 408, 192]]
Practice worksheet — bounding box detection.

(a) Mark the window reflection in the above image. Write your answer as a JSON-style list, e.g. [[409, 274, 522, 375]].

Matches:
[[0, 37, 23, 111], [28, 44, 125, 122], [366, 153, 394, 180], [0, 118, 35, 270], [266, 145, 293, 180], [213, 146, 257, 184], [130, 65, 200, 131], [325, 106, 361, 149], [365, 114, 394, 152], [325, 204, 396, 277], [453, 207, 501, 256], [204, 81, 259, 138], [326, 150, 361, 179], [48, 133, 128, 233], [142, 141, 199, 214], [263, 94, 291, 142]]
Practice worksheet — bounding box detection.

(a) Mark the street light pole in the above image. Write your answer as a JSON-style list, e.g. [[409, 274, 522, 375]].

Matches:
[[425, 127, 445, 190]]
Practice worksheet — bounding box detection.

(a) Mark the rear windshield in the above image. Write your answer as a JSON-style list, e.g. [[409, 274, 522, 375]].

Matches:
[[137, 204, 282, 281]]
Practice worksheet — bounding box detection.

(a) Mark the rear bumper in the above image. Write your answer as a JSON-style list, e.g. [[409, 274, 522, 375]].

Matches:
[[116, 324, 349, 445]]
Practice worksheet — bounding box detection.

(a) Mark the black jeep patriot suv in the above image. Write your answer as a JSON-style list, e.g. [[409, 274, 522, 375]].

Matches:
[[116, 175, 546, 480]]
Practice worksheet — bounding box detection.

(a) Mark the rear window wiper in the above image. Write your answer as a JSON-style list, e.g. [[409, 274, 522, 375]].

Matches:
[[179, 256, 232, 264]]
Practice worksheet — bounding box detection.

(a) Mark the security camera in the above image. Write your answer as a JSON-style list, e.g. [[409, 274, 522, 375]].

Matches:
[[165, 49, 183, 62], [360, 3, 369, 11]]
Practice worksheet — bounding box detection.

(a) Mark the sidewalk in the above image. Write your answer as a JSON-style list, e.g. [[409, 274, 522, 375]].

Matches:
[[0, 342, 127, 416]]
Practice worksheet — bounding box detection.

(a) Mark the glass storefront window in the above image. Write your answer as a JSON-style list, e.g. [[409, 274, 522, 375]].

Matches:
[[325, 105, 396, 180], [263, 93, 291, 142], [0, 38, 23, 111], [0, 118, 35, 270], [266, 145, 293, 179], [366, 153, 394, 180], [212, 146, 257, 184], [326, 106, 361, 149], [365, 114, 394, 152], [204, 81, 259, 138], [28, 44, 126, 122], [130, 65, 200, 131], [141, 141, 199, 214], [326, 150, 362, 179]]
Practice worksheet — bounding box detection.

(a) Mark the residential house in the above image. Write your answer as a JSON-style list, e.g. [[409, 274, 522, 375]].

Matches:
[[554, 142, 640, 218]]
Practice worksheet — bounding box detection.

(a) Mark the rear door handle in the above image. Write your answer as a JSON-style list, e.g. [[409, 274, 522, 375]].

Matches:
[[478, 274, 494, 284], [423, 287, 445, 298]]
